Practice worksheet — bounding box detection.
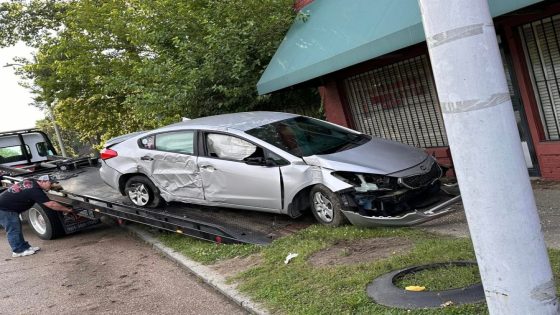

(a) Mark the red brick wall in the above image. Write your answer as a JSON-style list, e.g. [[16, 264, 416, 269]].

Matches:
[[536, 143, 560, 180], [425, 147, 455, 177], [293, 0, 314, 11], [318, 80, 350, 127]]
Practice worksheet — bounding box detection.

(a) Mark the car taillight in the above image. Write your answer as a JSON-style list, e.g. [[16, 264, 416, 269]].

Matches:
[[100, 148, 118, 160]]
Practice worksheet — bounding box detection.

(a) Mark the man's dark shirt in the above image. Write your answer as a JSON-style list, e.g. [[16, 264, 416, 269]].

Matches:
[[0, 180, 49, 213]]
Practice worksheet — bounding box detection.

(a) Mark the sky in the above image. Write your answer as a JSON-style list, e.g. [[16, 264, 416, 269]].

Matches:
[[0, 43, 45, 132]]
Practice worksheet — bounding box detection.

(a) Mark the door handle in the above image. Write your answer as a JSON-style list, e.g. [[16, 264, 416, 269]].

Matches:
[[141, 156, 154, 161], [200, 165, 216, 172]]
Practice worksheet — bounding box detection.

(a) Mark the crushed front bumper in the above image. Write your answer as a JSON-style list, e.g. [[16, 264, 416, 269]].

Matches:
[[341, 194, 461, 227]]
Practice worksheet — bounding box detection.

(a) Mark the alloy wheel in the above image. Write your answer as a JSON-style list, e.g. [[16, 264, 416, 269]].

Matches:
[[128, 183, 150, 206], [313, 191, 334, 223], [28, 207, 47, 235]]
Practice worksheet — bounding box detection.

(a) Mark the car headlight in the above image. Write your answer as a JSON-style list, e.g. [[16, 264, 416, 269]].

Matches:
[[331, 172, 398, 192]]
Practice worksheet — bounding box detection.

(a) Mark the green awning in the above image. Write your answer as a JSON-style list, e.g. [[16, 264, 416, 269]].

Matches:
[[257, 0, 543, 95]]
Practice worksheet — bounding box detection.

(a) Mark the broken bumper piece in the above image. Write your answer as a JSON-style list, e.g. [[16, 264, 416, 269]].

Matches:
[[341, 195, 461, 227]]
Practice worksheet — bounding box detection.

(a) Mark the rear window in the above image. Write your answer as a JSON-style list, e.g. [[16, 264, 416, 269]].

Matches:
[[0, 145, 31, 163]]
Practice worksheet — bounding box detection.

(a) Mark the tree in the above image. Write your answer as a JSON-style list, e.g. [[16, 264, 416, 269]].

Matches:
[[1, 0, 320, 149]]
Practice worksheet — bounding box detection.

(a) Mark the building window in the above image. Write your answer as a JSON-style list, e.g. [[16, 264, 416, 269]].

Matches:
[[520, 14, 560, 141], [343, 54, 448, 148]]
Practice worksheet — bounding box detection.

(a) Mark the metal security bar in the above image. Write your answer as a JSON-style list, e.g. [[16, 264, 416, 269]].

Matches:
[[343, 55, 448, 148], [520, 14, 560, 141]]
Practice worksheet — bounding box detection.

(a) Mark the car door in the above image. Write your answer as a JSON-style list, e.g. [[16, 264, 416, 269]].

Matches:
[[138, 130, 204, 200], [197, 132, 282, 211]]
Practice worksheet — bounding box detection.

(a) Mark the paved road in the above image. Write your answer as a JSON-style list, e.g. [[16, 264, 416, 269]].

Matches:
[[0, 224, 245, 315]]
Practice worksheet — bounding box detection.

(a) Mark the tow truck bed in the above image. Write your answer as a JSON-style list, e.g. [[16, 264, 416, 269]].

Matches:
[[1, 166, 314, 244]]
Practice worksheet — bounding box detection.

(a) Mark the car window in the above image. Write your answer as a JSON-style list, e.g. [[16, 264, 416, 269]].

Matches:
[[155, 131, 194, 155], [267, 151, 290, 166], [246, 116, 370, 157], [206, 133, 258, 161], [139, 135, 155, 149]]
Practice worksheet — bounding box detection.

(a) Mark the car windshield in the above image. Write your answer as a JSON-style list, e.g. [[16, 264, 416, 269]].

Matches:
[[246, 116, 370, 157]]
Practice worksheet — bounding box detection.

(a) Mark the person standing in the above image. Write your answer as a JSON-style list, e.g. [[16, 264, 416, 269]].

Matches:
[[0, 174, 73, 257]]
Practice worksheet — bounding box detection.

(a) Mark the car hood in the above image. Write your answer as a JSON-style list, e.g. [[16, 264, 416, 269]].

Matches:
[[302, 138, 428, 175]]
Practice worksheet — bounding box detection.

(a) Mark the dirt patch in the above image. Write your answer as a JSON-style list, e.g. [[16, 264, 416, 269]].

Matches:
[[210, 254, 264, 278], [308, 237, 414, 267]]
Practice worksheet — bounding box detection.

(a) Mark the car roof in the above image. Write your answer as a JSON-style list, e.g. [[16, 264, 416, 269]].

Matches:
[[164, 111, 300, 132]]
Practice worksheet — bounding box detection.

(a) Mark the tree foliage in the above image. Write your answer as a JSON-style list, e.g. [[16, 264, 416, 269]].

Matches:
[[1, 0, 319, 148]]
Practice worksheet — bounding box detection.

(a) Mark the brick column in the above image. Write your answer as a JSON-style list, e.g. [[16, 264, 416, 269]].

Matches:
[[319, 80, 350, 127]]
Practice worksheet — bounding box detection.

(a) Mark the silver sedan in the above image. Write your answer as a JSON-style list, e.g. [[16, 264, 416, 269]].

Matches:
[[99, 112, 458, 227]]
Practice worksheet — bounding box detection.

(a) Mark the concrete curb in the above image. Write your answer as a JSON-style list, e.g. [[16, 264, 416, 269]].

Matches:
[[125, 225, 270, 315]]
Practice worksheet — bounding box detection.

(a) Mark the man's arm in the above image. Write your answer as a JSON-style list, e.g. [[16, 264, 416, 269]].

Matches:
[[43, 201, 73, 213]]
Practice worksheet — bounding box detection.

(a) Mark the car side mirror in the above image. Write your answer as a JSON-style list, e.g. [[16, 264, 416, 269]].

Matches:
[[244, 157, 265, 166], [244, 157, 276, 167]]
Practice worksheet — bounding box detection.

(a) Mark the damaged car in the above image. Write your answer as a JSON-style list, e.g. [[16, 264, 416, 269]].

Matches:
[[99, 112, 460, 227]]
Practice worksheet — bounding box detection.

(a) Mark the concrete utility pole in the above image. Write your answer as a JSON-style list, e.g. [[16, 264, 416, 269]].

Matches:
[[418, 0, 558, 314]]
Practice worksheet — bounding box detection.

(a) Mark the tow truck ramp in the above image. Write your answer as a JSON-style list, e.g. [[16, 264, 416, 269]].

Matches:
[[1, 175, 272, 245]]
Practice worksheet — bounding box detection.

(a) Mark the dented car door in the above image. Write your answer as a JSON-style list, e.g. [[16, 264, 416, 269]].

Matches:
[[198, 132, 282, 211], [138, 130, 204, 200]]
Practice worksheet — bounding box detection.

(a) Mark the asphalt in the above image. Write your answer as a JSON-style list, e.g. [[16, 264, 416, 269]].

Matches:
[[0, 224, 245, 315], [127, 226, 270, 315]]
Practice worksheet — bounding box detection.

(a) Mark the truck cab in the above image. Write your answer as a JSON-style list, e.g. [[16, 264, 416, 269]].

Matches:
[[0, 129, 57, 171]]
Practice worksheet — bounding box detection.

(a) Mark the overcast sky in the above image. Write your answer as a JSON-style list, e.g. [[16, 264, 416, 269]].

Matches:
[[0, 43, 45, 132]]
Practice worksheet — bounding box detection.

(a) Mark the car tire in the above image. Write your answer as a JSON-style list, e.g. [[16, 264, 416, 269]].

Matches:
[[310, 184, 348, 227], [124, 176, 162, 208], [28, 203, 65, 240]]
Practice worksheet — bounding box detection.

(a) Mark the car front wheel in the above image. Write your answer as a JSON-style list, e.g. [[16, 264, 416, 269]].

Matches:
[[124, 176, 162, 208], [310, 185, 347, 227]]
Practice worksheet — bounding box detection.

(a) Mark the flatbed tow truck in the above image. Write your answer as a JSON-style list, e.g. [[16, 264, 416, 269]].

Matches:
[[0, 128, 461, 246]]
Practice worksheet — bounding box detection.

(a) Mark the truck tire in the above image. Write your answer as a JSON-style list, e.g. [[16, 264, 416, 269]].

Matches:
[[27, 203, 65, 240], [124, 176, 162, 208], [310, 184, 348, 227], [19, 210, 29, 223]]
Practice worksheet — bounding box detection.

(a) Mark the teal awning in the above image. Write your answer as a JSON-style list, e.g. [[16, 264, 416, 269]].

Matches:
[[257, 0, 543, 95]]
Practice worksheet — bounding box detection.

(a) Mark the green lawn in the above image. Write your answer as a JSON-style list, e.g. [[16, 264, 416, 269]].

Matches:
[[159, 225, 560, 315]]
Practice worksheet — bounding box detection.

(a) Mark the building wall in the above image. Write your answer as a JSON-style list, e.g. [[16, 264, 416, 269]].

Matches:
[[497, 2, 560, 179], [318, 79, 349, 127], [293, 0, 314, 11], [320, 2, 560, 180]]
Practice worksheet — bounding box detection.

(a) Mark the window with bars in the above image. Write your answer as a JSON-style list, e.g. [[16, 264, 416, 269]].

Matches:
[[343, 55, 448, 148], [520, 14, 560, 141]]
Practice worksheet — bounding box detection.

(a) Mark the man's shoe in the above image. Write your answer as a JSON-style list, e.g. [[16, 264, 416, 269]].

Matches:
[[12, 248, 36, 258], [29, 246, 40, 252]]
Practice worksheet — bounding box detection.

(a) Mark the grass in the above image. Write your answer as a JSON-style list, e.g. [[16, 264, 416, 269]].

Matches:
[[159, 233, 260, 264], [394, 264, 481, 291], [158, 225, 560, 315]]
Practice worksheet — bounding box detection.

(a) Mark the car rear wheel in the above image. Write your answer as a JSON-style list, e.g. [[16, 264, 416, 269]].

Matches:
[[310, 185, 347, 227], [124, 176, 162, 208]]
